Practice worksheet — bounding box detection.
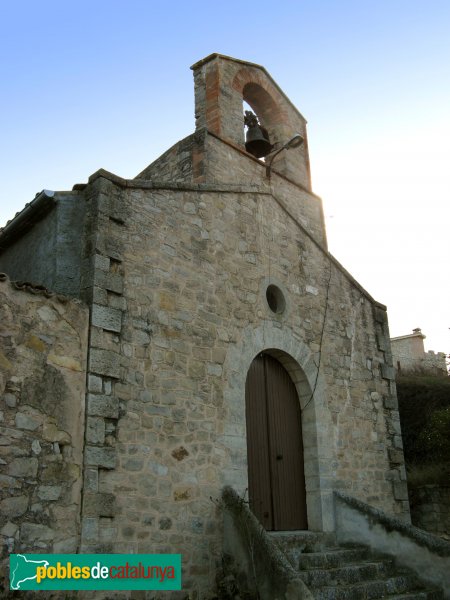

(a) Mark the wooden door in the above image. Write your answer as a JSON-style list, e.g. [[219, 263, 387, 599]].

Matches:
[[245, 353, 307, 530]]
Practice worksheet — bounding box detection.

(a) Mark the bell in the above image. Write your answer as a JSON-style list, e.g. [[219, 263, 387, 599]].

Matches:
[[244, 111, 273, 158]]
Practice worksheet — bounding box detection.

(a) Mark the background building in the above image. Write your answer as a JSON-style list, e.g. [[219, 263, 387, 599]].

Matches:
[[391, 328, 448, 376]]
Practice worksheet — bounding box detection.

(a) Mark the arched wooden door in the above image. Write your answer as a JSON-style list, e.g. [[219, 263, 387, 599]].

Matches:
[[245, 353, 307, 530]]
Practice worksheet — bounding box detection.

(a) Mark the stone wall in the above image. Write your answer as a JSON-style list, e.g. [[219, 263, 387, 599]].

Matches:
[[135, 130, 327, 249], [409, 485, 450, 540], [0, 191, 85, 298], [136, 132, 198, 183], [74, 170, 407, 596], [0, 274, 88, 588]]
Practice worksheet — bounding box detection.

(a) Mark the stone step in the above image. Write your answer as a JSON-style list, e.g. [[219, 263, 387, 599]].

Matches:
[[298, 559, 393, 587], [313, 575, 441, 600], [268, 530, 337, 553], [295, 546, 372, 570], [388, 592, 444, 600], [269, 535, 445, 599]]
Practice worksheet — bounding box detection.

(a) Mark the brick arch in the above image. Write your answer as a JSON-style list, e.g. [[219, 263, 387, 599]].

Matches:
[[232, 68, 290, 146]]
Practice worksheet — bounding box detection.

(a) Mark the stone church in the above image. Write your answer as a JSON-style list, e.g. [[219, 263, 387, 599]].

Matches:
[[3, 54, 444, 598]]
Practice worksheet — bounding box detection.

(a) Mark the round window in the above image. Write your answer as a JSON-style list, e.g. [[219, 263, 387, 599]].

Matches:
[[266, 284, 286, 314]]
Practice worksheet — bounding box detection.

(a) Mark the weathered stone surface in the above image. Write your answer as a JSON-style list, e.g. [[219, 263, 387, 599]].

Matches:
[[85, 446, 116, 469], [383, 395, 398, 409], [4, 393, 17, 408], [31, 440, 42, 455], [1, 521, 19, 537], [0, 494, 28, 517], [94, 270, 124, 294], [21, 522, 55, 542], [42, 422, 71, 444], [15, 412, 41, 431], [393, 481, 409, 501], [83, 492, 116, 517], [86, 417, 105, 444], [37, 485, 62, 500], [0, 277, 88, 559], [389, 448, 404, 464], [8, 457, 38, 478], [87, 394, 119, 418], [381, 364, 396, 380], [91, 304, 122, 333], [88, 374, 103, 393], [89, 348, 121, 378]]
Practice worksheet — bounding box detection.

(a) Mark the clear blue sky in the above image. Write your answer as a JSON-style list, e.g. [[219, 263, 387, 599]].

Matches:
[[1, 1, 449, 355]]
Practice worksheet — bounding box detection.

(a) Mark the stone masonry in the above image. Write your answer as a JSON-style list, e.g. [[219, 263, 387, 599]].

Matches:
[[0, 54, 410, 598], [391, 328, 448, 376], [0, 274, 88, 592]]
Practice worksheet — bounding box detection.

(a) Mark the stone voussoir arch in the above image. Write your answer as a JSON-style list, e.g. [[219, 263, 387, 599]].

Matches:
[[221, 321, 332, 531]]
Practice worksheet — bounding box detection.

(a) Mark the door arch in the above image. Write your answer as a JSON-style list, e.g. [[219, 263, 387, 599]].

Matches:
[[245, 352, 308, 530]]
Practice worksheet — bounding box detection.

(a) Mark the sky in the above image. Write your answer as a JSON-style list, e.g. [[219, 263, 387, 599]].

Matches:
[[0, 0, 449, 357]]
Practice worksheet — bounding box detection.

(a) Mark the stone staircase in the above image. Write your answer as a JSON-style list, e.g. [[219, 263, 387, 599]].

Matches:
[[269, 532, 444, 600]]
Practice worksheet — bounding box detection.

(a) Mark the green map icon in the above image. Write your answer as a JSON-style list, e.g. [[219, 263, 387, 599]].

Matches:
[[10, 554, 49, 590]]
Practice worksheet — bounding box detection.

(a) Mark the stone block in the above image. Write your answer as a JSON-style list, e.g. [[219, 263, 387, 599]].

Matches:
[[83, 492, 116, 517], [82, 517, 99, 541], [92, 286, 108, 305], [87, 394, 119, 418], [92, 304, 122, 333], [380, 364, 396, 381], [21, 522, 55, 542], [1, 521, 18, 537], [0, 495, 28, 517], [94, 270, 124, 294], [8, 457, 38, 478], [15, 412, 41, 431], [37, 485, 62, 500], [42, 422, 71, 444], [393, 481, 409, 501], [88, 375, 103, 394], [84, 468, 99, 492], [3, 393, 17, 407], [93, 254, 110, 272], [122, 458, 144, 471], [31, 440, 42, 455], [376, 325, 388, 351], [383, 395, 398, 410], [388, 448, 404, 464], [86, 417, 106, 444], [85, 446, 116, 469], [373, 306, 387, 324], [393, 435, 404, 449], [89, 349, 121, 378], [98, 194, 127, 223]]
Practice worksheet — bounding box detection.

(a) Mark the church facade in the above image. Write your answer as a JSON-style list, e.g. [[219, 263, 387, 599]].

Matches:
[[0, 54, 409, 596]]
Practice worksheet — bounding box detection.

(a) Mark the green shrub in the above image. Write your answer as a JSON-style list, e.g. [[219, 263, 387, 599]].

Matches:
[[396, 374, 450, 470]]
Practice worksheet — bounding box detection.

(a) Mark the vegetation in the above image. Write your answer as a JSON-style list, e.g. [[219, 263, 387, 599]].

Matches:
[[396, 374, 450, 487]]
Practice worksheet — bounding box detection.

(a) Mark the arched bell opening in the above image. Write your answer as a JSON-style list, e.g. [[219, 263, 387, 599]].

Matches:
[[242, 83, 287, 160]]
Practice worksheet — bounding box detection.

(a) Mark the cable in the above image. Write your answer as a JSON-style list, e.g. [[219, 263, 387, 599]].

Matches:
[[302, 257, 332, 414]]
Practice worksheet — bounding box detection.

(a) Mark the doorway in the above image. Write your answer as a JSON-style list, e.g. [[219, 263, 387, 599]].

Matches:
[[245, 352, 308, 530]]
